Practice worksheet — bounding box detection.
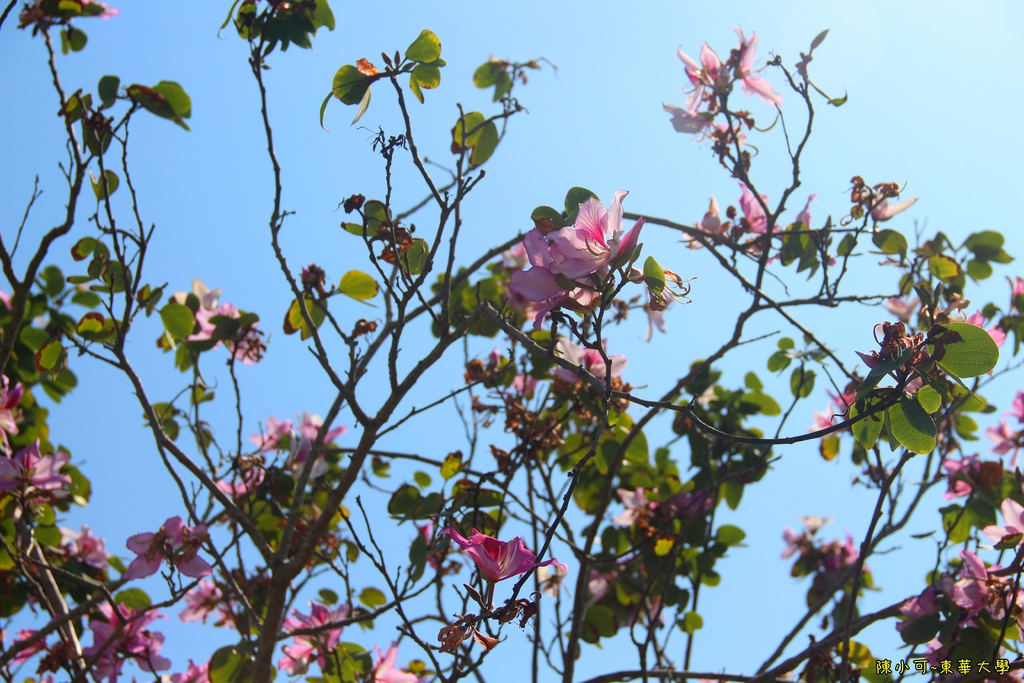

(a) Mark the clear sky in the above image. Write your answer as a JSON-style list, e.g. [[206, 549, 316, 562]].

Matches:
[[2, 1, 1023, 680]]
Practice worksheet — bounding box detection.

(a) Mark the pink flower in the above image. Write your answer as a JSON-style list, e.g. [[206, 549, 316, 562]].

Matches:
[[215, 465, 265, 498], [298, 412, 348, 443], [810, 402, 838, 432], [871, 197, 918, 222], [885, 297, 919, 323], [439, 527, 567, 583], [501, 243, 529, 270], [191, 303, 264, 365], [173, 279, 222, 311], [612, 488, 650, 526], [19, 0, 118, 28], [179, 580, 235, 627], [371, 642, 419, 683], [124, 516, 212, 580], [170, 660, 211, 683], [278, 602, 349, 675], [510, 373, 538, 397], [1011, 391, 1024, 423], [795, 194, 816, 227], [700, 196, 723, 233], [941, 455, 982, 500], [287, 437, 327, 479], [249, 415, 293, 452], [983, 498, 1024, 547], [676, 42, 724, 105], [949, 549, 1023, 622], [0, 441, 71, 498], [987, 420, 1020, 466], [546, 191, 645, 279], [663, 102, 709, 134], [10, 628, 46, 665], [61, 524, 110, 570], [897, 587, 938, 634], [83, 603, 170, 682], [738, 182, 769, 234], [550, 338, 626, 384], [0, 376, 24, 453], [966, 311, 1006, 348], [735, 29, 783, 107]]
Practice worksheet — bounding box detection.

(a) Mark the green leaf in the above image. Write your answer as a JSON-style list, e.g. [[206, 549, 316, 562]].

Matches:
[[440, 451, 462, 479], [350, 85, 372, 124], [850, 397, 884, 449], [871, 229, 907, 259], [61, 26, 88, 53], [836, 233, 856, 257], [319, 588, 339, 605], [160, 302, 195, 340], [41, 265, 64, 297], [917, 385, 941, 413], [681, 611, 703, 635], [722, 481, 743, 510], [358, 587, 387, 609], [473, 61, 502, 88], [98, 75, 119, 108], [767, 350, 791, 373], [283, 297, 326, 340], [338, 270, 378, 301], [405, 29, 441, 63], [530, 205, 563, 233], [928, 254, 961, 283], [966, 258, 993, 281], [404, 238, 429, 275], [887, 395, 936, 454], [115, 588, 152, 609], [564, 187, 598, 223], [209, 645, 248, 683], [411, 63, 441, 90], [34, 338, 63, 371], [715, 524, 745, 545], [642, 256, 665, 295], [899, 614, 940, 645], [744, 372, 763, 392], [332, 65, 371, 105], [929, 322, 999, 378], [71, 236, 97, 261], [452, 111, 485, 149], [583, 605, 617, 641], [789, 367, 815, 398], [34, 525, 61, 547], [469, 121, 498, 167], [90, 169, 119, 200], [963, 230, 1007, 260]]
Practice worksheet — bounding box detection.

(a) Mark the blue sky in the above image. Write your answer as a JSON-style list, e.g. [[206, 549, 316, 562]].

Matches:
[[2, 0, 1023, 679]]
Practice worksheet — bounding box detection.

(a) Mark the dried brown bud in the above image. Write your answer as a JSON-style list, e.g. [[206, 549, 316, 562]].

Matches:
[[343, 194, 365, 214]]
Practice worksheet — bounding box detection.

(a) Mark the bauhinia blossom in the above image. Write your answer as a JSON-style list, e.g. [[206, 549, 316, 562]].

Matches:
[[440, 527, 567, 583], [61, 524, 110, 570], [371, 642, 419, 683], [738, 182, 768, 234], [124, 516, 213, 580], [508, 191, 644, 329], [871, 196, 918, 221], [734, 28, 783, 107], [0, 441, 71, 498], [0, 376, 24, 453], [278, 602, 349, 675], [83, 603, 170, 681], [983, 498, 1024, 547], [550, 338, 626, 384]]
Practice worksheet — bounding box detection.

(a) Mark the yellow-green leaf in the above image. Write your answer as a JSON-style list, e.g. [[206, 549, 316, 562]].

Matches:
[[338, 271, 378, 302]]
